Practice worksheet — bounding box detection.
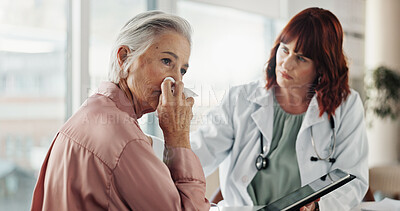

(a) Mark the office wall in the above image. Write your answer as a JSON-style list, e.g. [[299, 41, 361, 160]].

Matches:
[[365, 0, 400, 167]]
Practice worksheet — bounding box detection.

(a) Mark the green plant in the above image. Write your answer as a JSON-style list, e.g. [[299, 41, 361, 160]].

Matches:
[[366, 66, 400, 120]]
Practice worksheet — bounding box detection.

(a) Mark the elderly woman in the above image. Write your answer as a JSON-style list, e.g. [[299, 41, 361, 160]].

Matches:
[[31, 11, 210, 211]]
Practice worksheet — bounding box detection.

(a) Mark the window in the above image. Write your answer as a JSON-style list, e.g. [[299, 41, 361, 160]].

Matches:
[[89, 0, 147, 92], [0, 0, 67, 210], [177, 1, 275, 130], [0, 0, 147, 209]]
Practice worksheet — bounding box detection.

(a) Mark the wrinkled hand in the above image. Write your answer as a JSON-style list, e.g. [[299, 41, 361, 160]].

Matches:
[[157, 79, 194, 148], [300, 199, 320, 211]]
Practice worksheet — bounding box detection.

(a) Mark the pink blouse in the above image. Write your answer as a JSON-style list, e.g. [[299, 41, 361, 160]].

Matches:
[[31, 82, 210, 211]]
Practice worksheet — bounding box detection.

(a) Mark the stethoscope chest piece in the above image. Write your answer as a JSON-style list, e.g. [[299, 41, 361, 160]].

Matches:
[[255, 117, 337, 171], [255, 154, 269, 170], [255, 131, 269, 170]]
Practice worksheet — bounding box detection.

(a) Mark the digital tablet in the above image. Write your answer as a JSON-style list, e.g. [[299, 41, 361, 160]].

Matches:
[[261, 169, 356, 211]]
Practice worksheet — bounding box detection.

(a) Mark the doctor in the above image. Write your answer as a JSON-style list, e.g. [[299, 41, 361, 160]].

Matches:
[[191, 7, 368, 211]]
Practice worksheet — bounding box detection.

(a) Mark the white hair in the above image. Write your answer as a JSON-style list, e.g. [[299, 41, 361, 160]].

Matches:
[[108, 11, 192, 83]]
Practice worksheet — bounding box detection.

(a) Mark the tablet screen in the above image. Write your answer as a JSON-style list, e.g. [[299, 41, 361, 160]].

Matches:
[[261, 169, 356, 211]]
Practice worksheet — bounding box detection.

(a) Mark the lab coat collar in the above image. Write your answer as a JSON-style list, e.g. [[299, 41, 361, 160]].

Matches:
[[247, 79, 270, 106], [299, 95, 327, 133], [97, 81, 137, 119], [248, 79, 327, 139]]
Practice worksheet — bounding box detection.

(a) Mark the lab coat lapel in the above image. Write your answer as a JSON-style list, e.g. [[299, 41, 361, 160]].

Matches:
[[299, 96, 326, 134], [229, 81, 274, 204], [247, 84, 274, 146], [248, 87, 326, 145], [296, 96, 333, 187]]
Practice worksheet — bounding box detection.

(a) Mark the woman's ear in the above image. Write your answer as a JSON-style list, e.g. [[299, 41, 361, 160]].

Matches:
[[117, 46, 130, 68]]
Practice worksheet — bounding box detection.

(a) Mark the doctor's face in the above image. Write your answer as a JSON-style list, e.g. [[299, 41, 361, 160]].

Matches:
[[126, 31, 191, 114], [275, 39, 317, 89]]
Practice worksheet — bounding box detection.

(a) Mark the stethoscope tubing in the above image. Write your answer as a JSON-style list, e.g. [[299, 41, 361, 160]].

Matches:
[[255, 117, 336, 170], [310, 126, 336, 161]]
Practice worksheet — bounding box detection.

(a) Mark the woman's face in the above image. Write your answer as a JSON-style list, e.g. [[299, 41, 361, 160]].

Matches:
[[126, 31, 190, 114], [275, 39, 317, 89]]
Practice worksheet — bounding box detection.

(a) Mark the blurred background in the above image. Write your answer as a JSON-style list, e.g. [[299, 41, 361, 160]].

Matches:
[[0, 0, 399, 210]]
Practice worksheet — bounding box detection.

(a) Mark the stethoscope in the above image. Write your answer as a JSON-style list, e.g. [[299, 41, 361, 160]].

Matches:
[[255, 117, 336, 171]]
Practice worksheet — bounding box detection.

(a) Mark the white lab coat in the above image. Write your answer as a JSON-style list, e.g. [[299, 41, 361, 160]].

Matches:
[[190, 79, 369, 211]]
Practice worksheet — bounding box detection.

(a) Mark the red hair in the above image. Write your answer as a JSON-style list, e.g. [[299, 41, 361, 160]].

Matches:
[[265, 7, 350, 117]]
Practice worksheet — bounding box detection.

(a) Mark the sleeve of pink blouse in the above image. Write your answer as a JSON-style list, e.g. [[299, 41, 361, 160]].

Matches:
[[113, 140, 210, 211]]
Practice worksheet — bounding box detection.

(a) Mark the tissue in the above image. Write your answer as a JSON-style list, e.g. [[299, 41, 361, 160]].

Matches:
[[155, 77, 197, 117], [163, 77, 198, 99]]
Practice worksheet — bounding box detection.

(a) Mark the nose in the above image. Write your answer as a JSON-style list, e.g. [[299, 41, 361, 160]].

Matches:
[[282, 55, 295, 71], [176, 67, 184, 81], [167, 67, 183, 82]]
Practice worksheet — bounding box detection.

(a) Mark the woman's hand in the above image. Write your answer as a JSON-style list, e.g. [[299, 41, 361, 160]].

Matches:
[[157, 79, 194, 148], [300, 199, 320, 211]]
